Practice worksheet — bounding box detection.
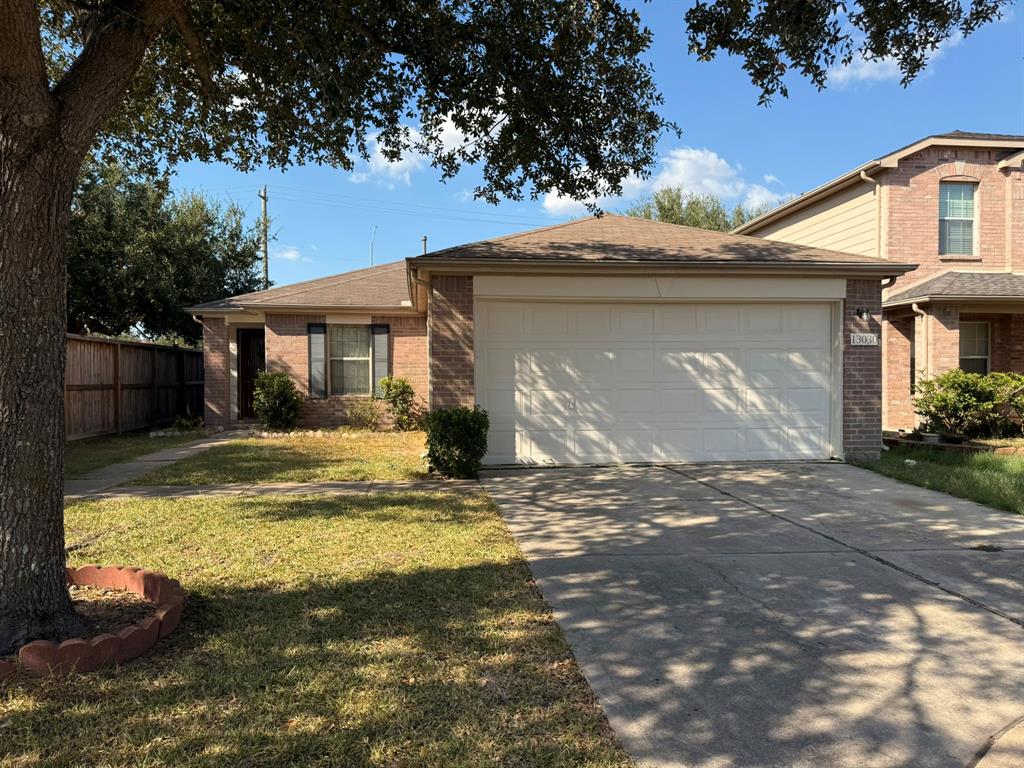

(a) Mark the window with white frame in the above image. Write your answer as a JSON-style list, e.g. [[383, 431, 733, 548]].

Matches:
[[939, 182, 976, 256], [959, 321, 989, 375], [329, 325, 371, 395]]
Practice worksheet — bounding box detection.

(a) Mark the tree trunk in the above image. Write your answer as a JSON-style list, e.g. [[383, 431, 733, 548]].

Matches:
[[0, 137, 86, 655]]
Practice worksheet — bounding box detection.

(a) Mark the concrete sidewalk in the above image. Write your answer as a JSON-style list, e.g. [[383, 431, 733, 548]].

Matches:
[[63, 430, 246, 498]]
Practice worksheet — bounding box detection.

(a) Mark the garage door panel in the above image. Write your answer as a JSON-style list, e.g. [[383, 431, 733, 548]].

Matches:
[[477, 300, 834, 464]]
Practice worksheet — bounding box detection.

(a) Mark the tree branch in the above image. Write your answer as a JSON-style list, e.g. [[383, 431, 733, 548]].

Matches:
[[0, 0, 54, 117], [51, 0, 175, 155], [171, 4, 214, 95]]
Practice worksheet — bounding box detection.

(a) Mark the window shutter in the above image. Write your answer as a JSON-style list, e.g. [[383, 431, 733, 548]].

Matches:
[[308, 324, 326, 398], [371, 324, 390, 396]]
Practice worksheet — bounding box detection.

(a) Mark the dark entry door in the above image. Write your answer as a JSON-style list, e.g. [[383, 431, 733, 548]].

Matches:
[[237, 328, 266, 419]]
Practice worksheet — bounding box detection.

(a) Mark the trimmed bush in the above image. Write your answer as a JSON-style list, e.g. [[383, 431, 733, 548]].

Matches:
[[345, 398, 384, 431], [424, 406, 489, 478], [377, 376, 419, 431], [253, 371, 302, 430], [989, 372, 1024, 435]]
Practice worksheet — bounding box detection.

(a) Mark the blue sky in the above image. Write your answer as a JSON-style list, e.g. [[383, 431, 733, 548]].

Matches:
[[172, 2, 1024, 287]]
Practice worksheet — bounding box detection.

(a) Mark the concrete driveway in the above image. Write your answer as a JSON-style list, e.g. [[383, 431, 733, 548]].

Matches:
[[481, 462, 1024, 768]]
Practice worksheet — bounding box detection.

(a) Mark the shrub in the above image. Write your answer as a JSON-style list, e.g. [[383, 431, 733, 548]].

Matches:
[[424, 406, 490, 478], [377, 376, 419, 431], [913, 370, 998, 437], [253, 371, 302, 430], [988, 372, 1024, 435], [345, 398, 384, 431]]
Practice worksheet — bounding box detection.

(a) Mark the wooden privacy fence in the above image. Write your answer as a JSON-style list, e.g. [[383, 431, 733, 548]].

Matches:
[[65, 334, 204, 441]]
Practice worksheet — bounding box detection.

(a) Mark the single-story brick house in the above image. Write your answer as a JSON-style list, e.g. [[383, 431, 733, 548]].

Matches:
[[190, 215, 915, 463]]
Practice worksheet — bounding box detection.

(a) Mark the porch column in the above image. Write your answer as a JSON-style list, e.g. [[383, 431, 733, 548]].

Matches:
[[1011, 314, 1024, 373], [924, 306, 960, 377]]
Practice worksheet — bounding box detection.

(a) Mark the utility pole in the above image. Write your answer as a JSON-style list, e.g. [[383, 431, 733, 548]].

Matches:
[[370, 224, 378, 266], [259, 185, 269, 289]]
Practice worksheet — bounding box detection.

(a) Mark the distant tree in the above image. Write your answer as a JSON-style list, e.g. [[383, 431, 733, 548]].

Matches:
[[624, 188, 778, 232], [66, 161, 263, 344]]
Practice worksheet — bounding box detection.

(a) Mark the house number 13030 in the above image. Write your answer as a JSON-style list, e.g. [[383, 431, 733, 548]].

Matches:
[[850, 333, 879, 346]]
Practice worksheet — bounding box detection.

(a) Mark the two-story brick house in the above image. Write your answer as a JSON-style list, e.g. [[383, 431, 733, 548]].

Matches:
[[735, 131, 1024, 430]]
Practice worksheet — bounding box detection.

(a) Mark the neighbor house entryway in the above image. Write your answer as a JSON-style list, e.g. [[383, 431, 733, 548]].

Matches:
[[236, 327, 265, 419]]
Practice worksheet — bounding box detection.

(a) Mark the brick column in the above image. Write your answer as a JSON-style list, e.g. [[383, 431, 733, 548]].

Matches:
[[882, 317, 915, 430], [844, 279, 883, 459], [429, 275, 475, 408], [202, 317, 229, 427], [925, 306, 960, 376], [1010, 314, 1024, 373]]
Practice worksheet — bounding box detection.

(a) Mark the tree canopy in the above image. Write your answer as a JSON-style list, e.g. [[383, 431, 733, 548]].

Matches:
[[624, 188, 778, 232], [66, 160, 263, 344], [686, 0, 1011, 103]]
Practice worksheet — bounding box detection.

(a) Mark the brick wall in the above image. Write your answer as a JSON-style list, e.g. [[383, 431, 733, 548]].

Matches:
[[882, 316, 915, 429], [202, 317, 229, 427], [883, 147, 1012, 295], [265, 313, 322, 393], [264, 312, 428, 428], [429, 275, 475, 408], [844, 279, 883, 458], [924, 305, 960, 375], [1011, 315, 1024, 372]]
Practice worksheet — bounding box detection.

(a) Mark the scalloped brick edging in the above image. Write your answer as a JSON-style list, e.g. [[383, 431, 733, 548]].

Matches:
[[10, 566, 185, 677]]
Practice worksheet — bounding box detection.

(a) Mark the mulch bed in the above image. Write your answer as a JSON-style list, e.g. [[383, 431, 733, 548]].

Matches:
[[70, 584, 155, 637], [1, 586, 154, 663]]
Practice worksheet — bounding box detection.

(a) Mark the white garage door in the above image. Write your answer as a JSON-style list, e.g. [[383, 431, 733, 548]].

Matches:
[[475, 301, 836, 465]]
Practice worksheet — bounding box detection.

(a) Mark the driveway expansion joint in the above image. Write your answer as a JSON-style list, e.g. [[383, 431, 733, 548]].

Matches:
[[659, 464, 1024, 629]]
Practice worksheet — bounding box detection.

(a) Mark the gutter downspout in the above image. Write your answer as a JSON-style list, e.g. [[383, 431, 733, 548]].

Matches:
[[911, 303, 928, 431], [409, 268, 433, 408]]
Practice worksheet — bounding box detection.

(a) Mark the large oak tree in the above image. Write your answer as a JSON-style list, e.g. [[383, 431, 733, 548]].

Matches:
[[0, 0, 1008, 654]]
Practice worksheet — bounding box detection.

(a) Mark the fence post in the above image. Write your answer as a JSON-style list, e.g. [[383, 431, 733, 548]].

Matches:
[[114, 342, 122, 434], [151, 346, 158, 425]]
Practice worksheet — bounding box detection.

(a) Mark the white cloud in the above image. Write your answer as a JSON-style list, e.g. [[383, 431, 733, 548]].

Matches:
[[275, 246, 306, 262], [351, 131, 429, 187], [541, 145, 792, 217], [763, 173, 781, 185], [829, 32, 963, 86], [742, 184, 789, 211]]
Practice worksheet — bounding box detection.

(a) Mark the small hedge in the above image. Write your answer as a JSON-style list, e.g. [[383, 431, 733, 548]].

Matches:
[[253, 371, 302, 430], [424, 406, 489, 478], [914, 370, 1024, 438], [377, 376, 419, 431]]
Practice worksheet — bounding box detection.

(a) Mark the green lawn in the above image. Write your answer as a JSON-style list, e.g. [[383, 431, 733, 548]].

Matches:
[[854, 446, 1024, 516], [134, 430, 428, 485], [1, 492, 629, 767], [66, 431, 200, 479]]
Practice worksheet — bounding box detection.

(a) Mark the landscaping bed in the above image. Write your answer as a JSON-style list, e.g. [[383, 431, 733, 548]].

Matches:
[[130, 429, 428, 485], [0, 492, 629, 766]]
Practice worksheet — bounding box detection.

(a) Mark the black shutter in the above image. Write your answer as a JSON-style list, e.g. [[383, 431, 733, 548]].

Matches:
[[308, 323, 326, 398], [371, 324, 390, 396]]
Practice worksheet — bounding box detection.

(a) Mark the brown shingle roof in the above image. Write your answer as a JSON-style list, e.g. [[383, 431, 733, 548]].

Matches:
[[885, 271, 1024, 305], [189, 261, 410, 311], [414, 214, 908, 267]]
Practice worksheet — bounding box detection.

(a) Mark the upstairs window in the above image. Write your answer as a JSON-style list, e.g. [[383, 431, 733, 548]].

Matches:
[[959, 321, 990, 375], [939, 182, 976, 256]]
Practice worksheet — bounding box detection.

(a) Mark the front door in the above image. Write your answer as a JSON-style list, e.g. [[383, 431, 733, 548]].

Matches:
[[237, 328, 265, 419]]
